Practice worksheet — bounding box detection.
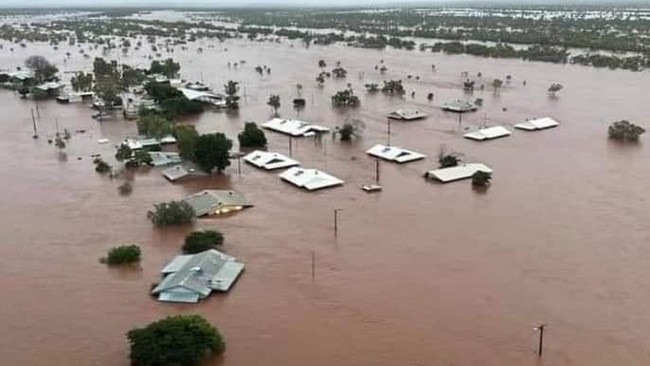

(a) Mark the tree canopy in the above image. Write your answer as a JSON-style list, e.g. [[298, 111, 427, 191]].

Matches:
[[194, 133, 233, 174], [267, 94, 280, 114], [25, 55, 58, 83], [174, 125, 200, 161], [183, 230, 224, 254], [224, 81, 240, 109], [105, 245, 141, 265], [147, 201, 195, 226], [127, 315, 225, 366], [238, 122, 267, 148], [148, 58, 180, 78], [608, 120, 646, 142], [137, 114, 173, 139], [71, 72, 93, 92]]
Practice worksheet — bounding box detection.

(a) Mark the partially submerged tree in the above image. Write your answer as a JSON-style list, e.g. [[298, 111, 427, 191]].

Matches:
[[331, 89, 360, 107], [492, 78, 503, 93], [147, 201, 195, 226], [548, 83, 564, 96], [318, 59, 327, 68], [194, 133, 233, 174], [182, 230, 224, 254], [70, 72, 93, 92], [472, 171, 492, 187], [238, 122, 267, 148], [94, 157, 112, 174], [224, 80, 240, 109], [148, 58, 180, 79], [381, 80, 405, 95], [174, 125, 200, 161], [267, 94, 280, 115], [115, 144, 132, 161], [332, 66, 347, 78], [104, 244, 141, 265], [334, 119, 364, 141], [365, 83, 380, 93], [127, 315, 225, 366], [439, 154, 460, 168], [608, 120, 646, 142], [25, 55, 58, 83], [137, 114, 173, 139]]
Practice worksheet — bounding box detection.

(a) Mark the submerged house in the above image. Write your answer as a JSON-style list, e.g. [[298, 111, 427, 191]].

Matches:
[[279, 167, 344, 191], [441, 100, 478, 113], [262, 118, 330, 137], [243, 150, 300, 170], [425, 163, 493, 183], [464, 126, 511, 141], [366, 144, 426, 163], [148, 152, 182, 167], [387, 109, 428, 121], [151, 249, 245, 303], [183, 190, 252, 217], [514, 117, 559, 131], [161, 164, 207, 181], [178, 87, 226, 107]]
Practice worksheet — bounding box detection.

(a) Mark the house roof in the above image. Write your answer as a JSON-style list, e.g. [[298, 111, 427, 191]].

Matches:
[[366, 144, 426, 163], [425, 163, 493, 183], [387, 109, 428, 120], [279, 167, 344, 191], [442, 100, 477, 113], [35, 81, 63, 91], [152, 249, 245, 303], [123, 137, 161, 150], [183, 190, 252, 217], [8, 71, 34, 81], [161, 164, 207, 181], [262, 118, 330, 137], [178, 88, 226, 106], [149, 152, 182, 167], [514, 117, 559, 131], [243, 150, 300, 170], [464, 126, 511, 141]]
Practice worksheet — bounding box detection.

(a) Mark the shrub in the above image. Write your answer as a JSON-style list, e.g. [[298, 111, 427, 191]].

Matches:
[[105, 244, 141, 265], [127, 315, 225, 366], [115, 144, 132, 161], [118, 182, 133, 195], [147, 200, 195, 226], [183, 230, 224, 254], [94, 158, 112, 173], [472, 171, 492, 187], [237, 122, 267, 148], [439, 154, 460, 168], [608, 120, 645, 142]]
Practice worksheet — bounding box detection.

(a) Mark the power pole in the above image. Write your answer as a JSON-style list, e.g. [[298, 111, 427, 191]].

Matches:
[[289, 136, 293, 157], [387, 119, 391, 146], [333, 209, 341, 236], [237, 155, 242, 177], [311, 251, 315, 281], [31, 109, 38, 139], [535, 324, 546, 357], [375, 159, 380, 183]]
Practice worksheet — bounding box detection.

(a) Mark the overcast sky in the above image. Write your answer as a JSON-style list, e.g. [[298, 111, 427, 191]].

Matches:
[[0, 0, 636, 7]]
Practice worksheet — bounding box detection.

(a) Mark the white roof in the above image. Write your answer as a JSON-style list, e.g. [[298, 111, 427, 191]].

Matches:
[[387, 109, 428, 120], [123, 138, 160, 150], [36, 81, 63, 91], [464, 126, 511, 141], [279, 167, 344, 191], [425, 163, 493, 183], [514, 117, 559, 131], [8, 71, 33, 80], [262, 118, 330, 137], [366, 144, 426, 163], [149, 152, 182, 167], [243, 150, 300, 170]]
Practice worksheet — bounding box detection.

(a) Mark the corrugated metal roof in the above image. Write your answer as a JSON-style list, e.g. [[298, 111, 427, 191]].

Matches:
[[514, 117, 559, 131], [425, 163, 493, 183], [464, 126, 511, 141], [387, 109, 428, 120], [262, 118, 330, 137], [279, 167, 344, 191], [366, 144, 426, 163], [183, 190, 252, 217], [243, 150, 300, 170]]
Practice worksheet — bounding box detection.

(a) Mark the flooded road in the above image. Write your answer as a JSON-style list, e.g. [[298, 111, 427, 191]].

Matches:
[[0, 35, 649, 366]]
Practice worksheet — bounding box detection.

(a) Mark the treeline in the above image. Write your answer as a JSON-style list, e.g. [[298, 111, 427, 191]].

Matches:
[[426, 41, 650, 71]]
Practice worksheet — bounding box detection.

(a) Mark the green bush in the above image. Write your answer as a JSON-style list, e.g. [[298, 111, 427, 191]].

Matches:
[[94, 158, 112, 173], [183, 230, 224, 254], [147, 200, 195, 226], [608, 120, 645, 142], [105, 244, 141, 265], [127, 315, 225, 366], [439, 154, 460, 168], [237, 122, 267, 148], [472, 171, 492, 187]]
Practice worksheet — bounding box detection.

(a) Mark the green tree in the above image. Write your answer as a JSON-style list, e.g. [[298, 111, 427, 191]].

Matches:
[[148, 58, 180, 78], [608, 120, 646, 142], [174, 125, 200, 161], [127, 315, 225, 366], [93, 80, 121, 111], [472, 171, 492, 187], [267, 94, 280, 115], [147, 201, 195, 226], [121, 65, 145, 89], [224, 81, 240, 109], [25, 55, 58, 83], [238, 122, 267, 148], [137, 114, 173, 138], [105, 245, 141, 265], [331, 89, 360, 107], [194, 133, 233, 174], [182, 230, 224, 254], [70, 72, 93, 92], [492, 78, 503, 93], [334, 119, 364, 141], [115, 144, 132, 161], [439, 154, 460, 168], [548, 83, 564, 96], [94, 158, 112, 174]]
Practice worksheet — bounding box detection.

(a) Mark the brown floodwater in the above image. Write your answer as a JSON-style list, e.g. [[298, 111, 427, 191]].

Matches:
[[0, 31, 649, 366]]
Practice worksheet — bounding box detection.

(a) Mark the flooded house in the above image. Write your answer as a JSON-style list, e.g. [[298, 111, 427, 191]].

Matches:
[[279, 167, 344, 191], [243, 150, 300, 170], [262, 118, 330, 137], [366, 144, 426, 163], [425, 163, 494, 183], [463, 126, 512, 141], [182, 190, 253, 217]]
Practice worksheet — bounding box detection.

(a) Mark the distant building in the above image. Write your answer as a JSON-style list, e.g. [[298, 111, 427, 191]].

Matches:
[[425, 163, 493, 183], [148, 152, 182, 167], [387, 109, 428, 121], [279, 167, 344, 191], [262, 118, 330, 137], [151, 249, 245, 303], [183, 190, 252, 217], [366, 144, 426, 163], [464, 126, 511, 141], [243, 150, 300, 170], [161, 164, 207, 181], [514, 117, 559, 131], [441, 100, 478, 113]]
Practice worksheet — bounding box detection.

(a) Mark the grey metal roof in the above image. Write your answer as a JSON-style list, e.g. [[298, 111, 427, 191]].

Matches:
[[182, 190, 252, 217], [441, 100, 478, 113], [152, 249, 245, 303]]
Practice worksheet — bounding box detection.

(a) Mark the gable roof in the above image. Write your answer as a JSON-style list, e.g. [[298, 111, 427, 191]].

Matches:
[[152, 249, 245, 303], [442, 100, 477, 113], [366, 144, 426, 163], [243, 150, 300, 170], [425, 163, 493, 183], [262, 118, 330, 137], [464, 126, 511, 141], [387, 109, 428, 120], [183, 190, 252, 217], [514, 117, 559, 131], [279, 167, 344, 191]]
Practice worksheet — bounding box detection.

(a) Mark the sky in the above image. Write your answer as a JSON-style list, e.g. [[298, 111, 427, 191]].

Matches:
[[0, 0, 639, 7]]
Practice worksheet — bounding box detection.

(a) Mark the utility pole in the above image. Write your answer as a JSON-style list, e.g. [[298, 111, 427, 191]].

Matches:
[[333, 208, 342, 236], [375, 159, 380, 183], [35, 100, 40, 119], [387, 119, 391, 146], [311, 251, 315, 281], [31, 109, 38, 139], [534, 324, 546, 357], [237, 155, 242, 177], [289, 136, 293, 157]]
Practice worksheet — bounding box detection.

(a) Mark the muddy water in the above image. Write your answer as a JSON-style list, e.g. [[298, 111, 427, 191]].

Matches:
[[0, 33, 649, 366]]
